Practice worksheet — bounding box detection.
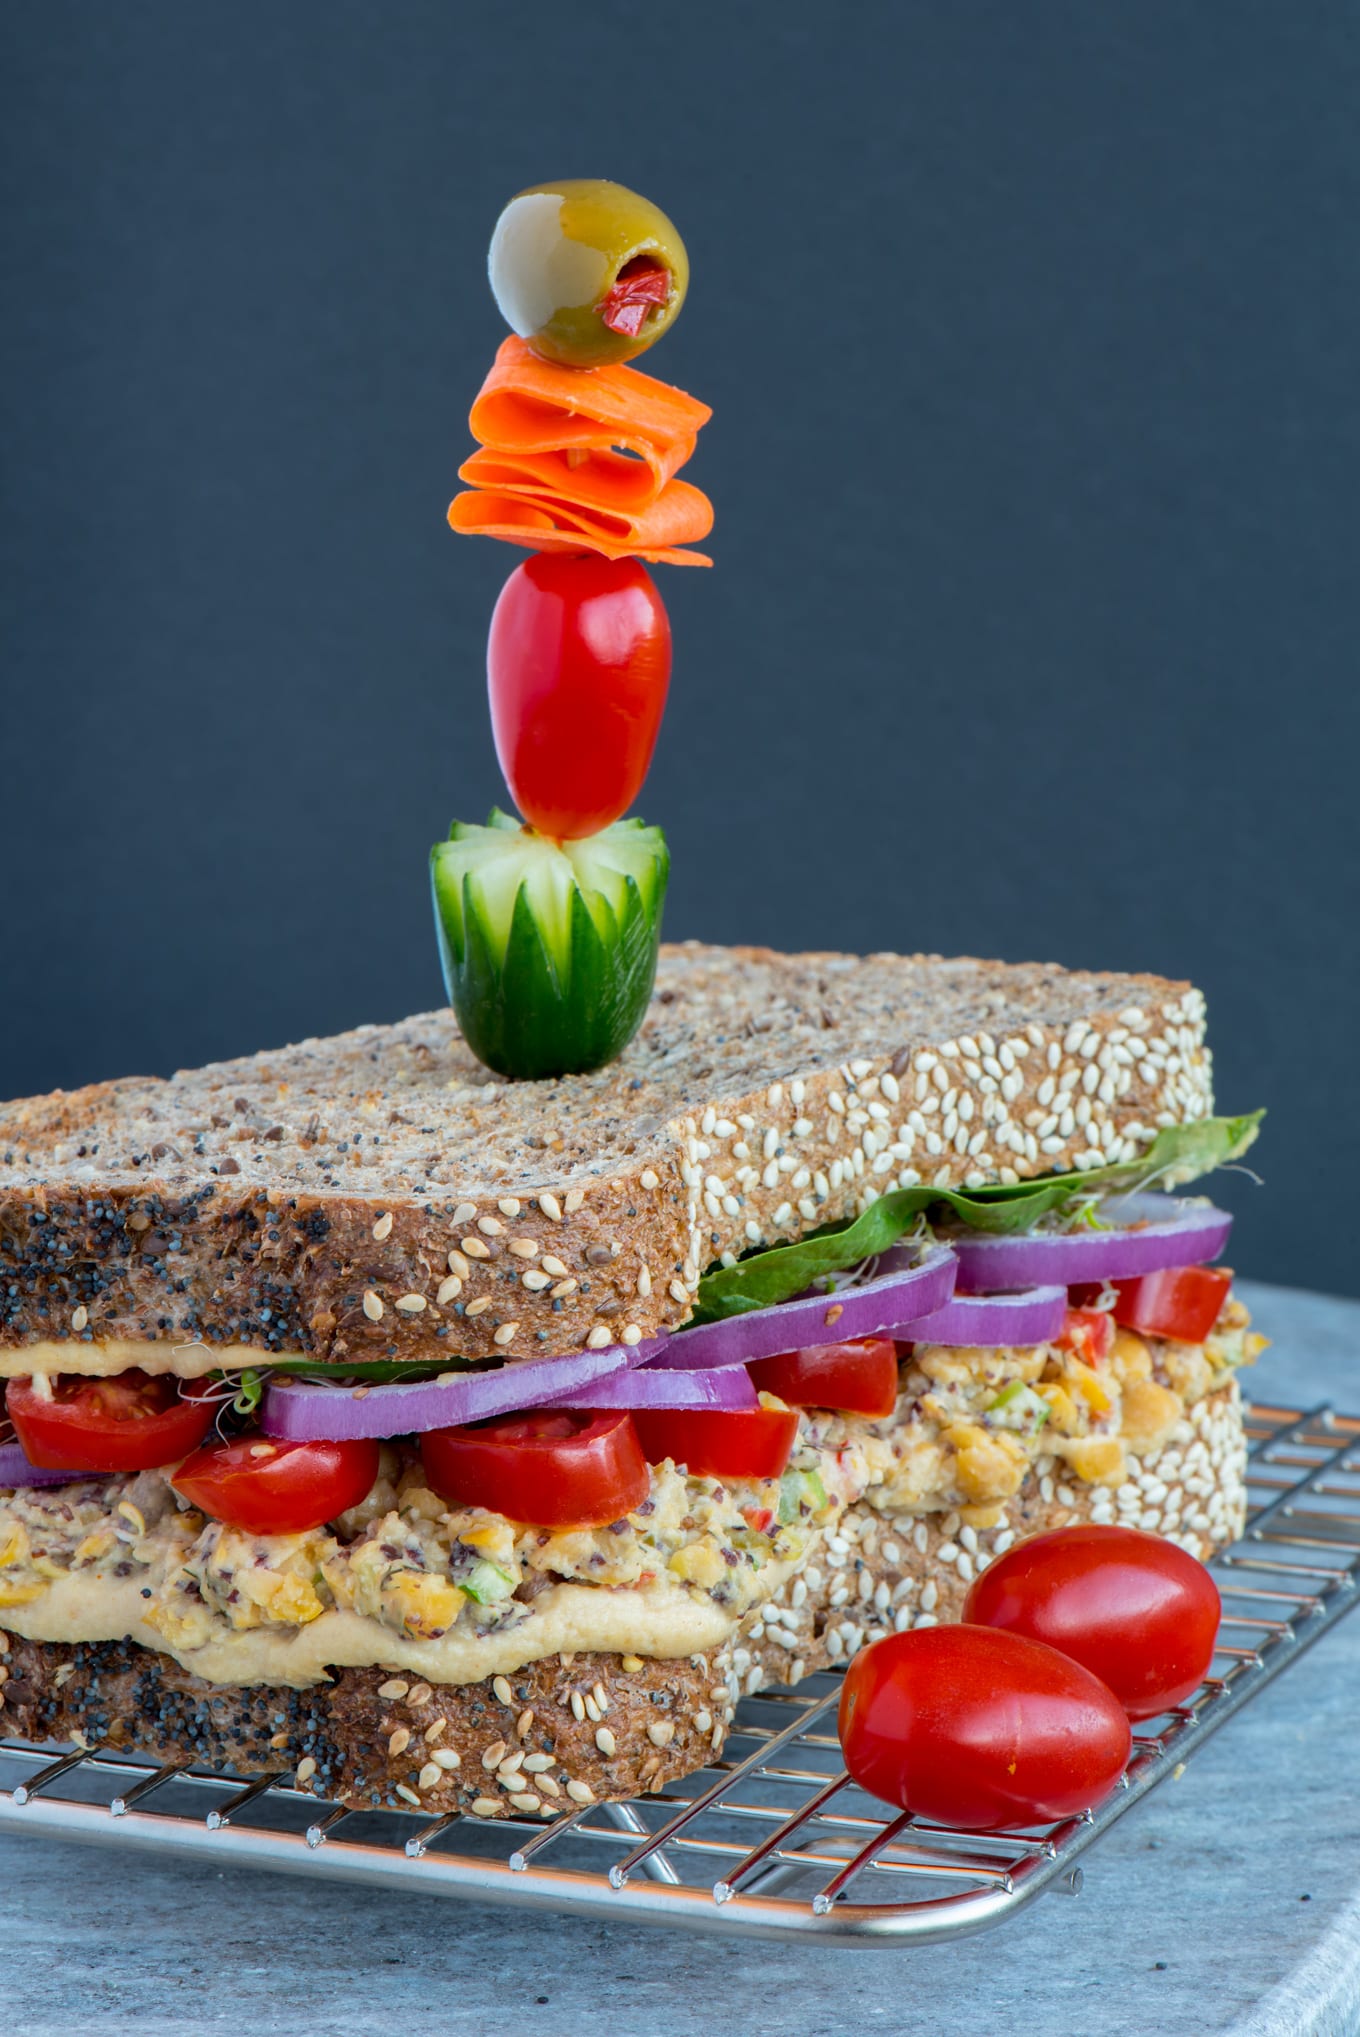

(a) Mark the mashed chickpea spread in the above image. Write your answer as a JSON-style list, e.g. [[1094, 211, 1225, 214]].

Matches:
[[0, 1305, 1260, 1686]]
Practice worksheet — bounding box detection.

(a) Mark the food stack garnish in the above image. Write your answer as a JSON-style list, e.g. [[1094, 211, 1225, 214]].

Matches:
[[433, 179, 711, 1080]]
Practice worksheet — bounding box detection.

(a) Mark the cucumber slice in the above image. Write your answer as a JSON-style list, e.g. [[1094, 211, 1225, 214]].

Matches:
[[430, 810, 669, 1079]]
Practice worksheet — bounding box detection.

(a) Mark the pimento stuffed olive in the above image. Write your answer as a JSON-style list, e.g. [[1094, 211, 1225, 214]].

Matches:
[[488, 179, 688, 367]]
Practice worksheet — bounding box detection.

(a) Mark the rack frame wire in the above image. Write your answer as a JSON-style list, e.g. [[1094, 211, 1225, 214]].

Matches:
[[1, 1397, 1355, 1946]]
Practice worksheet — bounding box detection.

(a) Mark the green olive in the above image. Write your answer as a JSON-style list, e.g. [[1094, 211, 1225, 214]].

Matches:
[[487, 179, 689, 368]]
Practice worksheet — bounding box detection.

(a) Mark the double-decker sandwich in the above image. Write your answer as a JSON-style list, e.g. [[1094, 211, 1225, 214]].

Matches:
[[0, 945, 1262, 1817]]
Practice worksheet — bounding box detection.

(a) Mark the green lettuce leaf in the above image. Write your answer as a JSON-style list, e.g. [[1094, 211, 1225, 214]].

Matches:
[[690, 1110, 1263, 1324]]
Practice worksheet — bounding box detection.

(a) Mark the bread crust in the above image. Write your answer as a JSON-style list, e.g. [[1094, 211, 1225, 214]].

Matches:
[[0, 946, 1212, 1367]]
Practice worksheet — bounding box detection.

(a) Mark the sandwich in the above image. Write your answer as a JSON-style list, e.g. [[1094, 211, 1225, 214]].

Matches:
[[0, 944, 1264, 1817]]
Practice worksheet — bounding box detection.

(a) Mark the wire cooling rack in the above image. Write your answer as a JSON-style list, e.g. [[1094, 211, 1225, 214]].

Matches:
[[1, 1398, 1356, 1945]]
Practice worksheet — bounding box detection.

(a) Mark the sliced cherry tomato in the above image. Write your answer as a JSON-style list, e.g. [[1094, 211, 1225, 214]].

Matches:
[[630, 1404, 798, 1481], [1056, 1306, 1114, 1365], [172, 1432, 379, 1535], [963, 1522, 1221, 1719], [748, 1338, 899, 1418], [487, 553, 671, 841], [838, 1625, 1131, 1830], [1075, 1266, 1232, 1345], [6, 1370, 216, 1473], [421, 1408, 648, 1528]]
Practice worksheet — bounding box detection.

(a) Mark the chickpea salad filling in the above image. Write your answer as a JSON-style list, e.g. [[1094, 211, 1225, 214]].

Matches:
[[0, 1295, 1259, 1687]]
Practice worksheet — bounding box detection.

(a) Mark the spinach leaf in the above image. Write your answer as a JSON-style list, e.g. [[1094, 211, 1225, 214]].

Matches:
[[690, 1110, 1262, 1323]]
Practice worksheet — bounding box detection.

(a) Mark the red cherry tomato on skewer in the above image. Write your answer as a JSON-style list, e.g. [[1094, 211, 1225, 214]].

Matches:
[[487, 553, 671, 840]]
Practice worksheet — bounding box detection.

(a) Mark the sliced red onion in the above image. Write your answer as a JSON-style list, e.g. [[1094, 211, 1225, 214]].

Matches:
[[895, 1285, 1068, 1349], [931, 1193, 1233, 1294], [540, 1366, 759, 1412], [0, 1439, 102, 1490], [644, 1245, 957, 1371], [260, 1338, 649, 1443]]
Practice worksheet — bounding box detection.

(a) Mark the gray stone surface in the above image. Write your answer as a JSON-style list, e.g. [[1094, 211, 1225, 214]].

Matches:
[[0, 1281, 1356, 2037]]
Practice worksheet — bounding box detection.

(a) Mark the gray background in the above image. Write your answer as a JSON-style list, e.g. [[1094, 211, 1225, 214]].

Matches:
[[2, 2, 1356, 1293]]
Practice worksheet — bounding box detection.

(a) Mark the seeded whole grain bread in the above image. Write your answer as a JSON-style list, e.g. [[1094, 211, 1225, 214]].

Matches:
[[0, 945, 1212, 1369], [0, 1384, 1246, 1816]]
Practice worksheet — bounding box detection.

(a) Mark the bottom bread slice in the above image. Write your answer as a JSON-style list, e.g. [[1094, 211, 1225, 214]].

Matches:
[[0, 1380, 1246, 1817]]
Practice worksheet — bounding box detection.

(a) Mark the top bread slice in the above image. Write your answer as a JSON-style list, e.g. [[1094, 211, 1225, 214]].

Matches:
[[0, 944, 1212, 1369]]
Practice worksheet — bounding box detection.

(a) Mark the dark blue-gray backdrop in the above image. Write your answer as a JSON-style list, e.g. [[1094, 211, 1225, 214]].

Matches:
[[3, 3, 1357, 1294]]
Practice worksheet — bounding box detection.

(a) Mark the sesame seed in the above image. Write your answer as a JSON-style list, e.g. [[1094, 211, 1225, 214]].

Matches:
[[408, 1683, 432, 1707], [493, 1675, 513, 1705], [478, 1214, 504, 1236], [539, 1254, 569, 1278], [378, 1678, 409, 1699], [647, 1720, 675, 1749], [432, 1748, 461, 1770], [639, 1169, 660, 1190], [437, 1275, 463, 1305], [570, 1692, 586, 1721], [669, 1279, 689, 1304], [470, 1796, 501, 1817], [510, 1792, 542, 1814], [371, 1211, 393, 1242], [498, 1197, 521, 1217], [296, 1756, 317, 1783], [461, 1236, 491, 1259], [522, 1270, 551, 1291], [497, 1750, 525, 1777], [481, 1740, 509, 1769], [71, 1304, 88, 1332], [621, 1325, 642, 1346], [550, 1278, 578, 1299], [423, 1718, 446, 1744], [594, 1726, 617, 1757], [508, 1238, 538, 1260], [465, 1296, 493, 1317], [493, 1322, 519, 1346], [522, 1753, 554, 1775], [362, 1290, 384, 1321], [636, 1265, 652, 1297], [516, 1708, 535, 1739], [586, 1326, 611, 1348], [452, 1203, 478, 1225], [447, 1249, 470, 1279], [388, 1728, 411, 1756], [395, 1293, 427, 1314], [417, 1762, 443, 1792], [621, 1655, 644, 1672], [563, 1189, 585, 1214], [565, 1779, 595, 1805], [538, 1193, 563, 1222], [583, 1694, 601, 1723]]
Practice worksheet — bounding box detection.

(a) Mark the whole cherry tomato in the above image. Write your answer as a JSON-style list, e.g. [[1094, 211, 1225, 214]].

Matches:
[[421, 1407, 649, 1528], [963, 1523, 1221, 1719], [838, 1625, 1131, 1830], [487, 553, 671, 840], [748, 1338, 899, 1418], [630, 1403, 799, 1480], [7, 1370, 215, 1473], [172, 1432, 379, 1535]]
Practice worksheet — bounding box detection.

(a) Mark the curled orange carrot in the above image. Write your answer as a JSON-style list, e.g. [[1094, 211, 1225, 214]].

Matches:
[[448, 337, 713, 566]]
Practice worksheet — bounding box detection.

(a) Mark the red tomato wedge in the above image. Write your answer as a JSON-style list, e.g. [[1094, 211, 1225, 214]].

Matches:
[[1106, 1266, 1232, 1345], [963, 1523, 1221, 1719], [421, 1408, 649, 1528], [7, 1370, 215, 1474], [487, 553, 672, 841], [838, 1626, 1131, 1830], [748, 1339, 899, 1418], [172, 1433, 379, 1535], [630, 1404, 798, 1481]]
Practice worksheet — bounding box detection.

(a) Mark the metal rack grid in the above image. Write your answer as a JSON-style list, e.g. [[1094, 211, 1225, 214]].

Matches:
[[1, 1397, 1356, 1945]]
